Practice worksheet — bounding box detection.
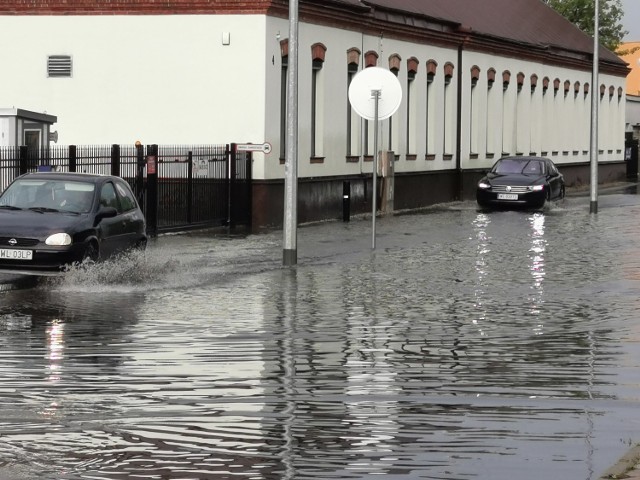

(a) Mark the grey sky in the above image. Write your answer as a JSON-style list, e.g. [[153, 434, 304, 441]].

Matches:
[[622, 0, 640, 41]]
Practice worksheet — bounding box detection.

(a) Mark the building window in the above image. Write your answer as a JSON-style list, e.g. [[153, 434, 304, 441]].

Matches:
[[363, 52, 379, 157], [515, 72, 525, 154], [47, 55, 72, 77], [311, 43, 326, 160], [387, 54, 401, 153], [346, 49, 361, 158], [470, 66, 480, 155], [279, 40, 289, 161], [486, 68, 496, 155], [501, 70, 512, 155], [443, 62, 455, 157], [530, 74, 539, 154], [406, 57, 419, 156], [425, 59, 437, 158]]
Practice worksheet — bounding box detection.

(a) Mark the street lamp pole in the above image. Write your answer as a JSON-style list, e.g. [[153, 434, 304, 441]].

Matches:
[[283, 0, 299, 265], [590, 0, 599, 214]]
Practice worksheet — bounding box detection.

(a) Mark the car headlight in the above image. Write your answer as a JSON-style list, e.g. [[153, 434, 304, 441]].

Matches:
[[527, 185, 544, 192], [478, 182, 491, 189], [45, 233, 72, 246]]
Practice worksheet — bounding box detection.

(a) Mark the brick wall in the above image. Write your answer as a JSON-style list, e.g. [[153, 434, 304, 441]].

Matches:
[[0, 0, 278, 15]]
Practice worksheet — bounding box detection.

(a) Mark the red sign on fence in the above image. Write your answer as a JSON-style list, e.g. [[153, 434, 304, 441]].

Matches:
[[146, 155, 157, 174]]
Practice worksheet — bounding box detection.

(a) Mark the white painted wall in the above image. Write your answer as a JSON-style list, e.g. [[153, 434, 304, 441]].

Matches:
[[0, 13, 627, 182], [0, 15, 267, 147]]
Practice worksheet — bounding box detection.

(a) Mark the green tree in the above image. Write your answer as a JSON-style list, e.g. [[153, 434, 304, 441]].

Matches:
[[544, 0, 627, 51]]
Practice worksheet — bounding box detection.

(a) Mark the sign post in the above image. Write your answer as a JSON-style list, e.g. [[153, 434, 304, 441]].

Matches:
[[348, 67, 402, 249]]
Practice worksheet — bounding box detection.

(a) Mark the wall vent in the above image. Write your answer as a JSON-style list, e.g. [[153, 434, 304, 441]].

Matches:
[[47, 55, 72, 77]]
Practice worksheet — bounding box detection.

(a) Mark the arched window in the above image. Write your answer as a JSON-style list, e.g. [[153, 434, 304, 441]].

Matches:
[[388, 54, 401, 152], [425, 59, 438, 159], [310, 43, 327, 161], [279, 39, 289, 162], [406, 57, 419, 157], [346, 48, 361, 159], [470, 65, 481, 155]]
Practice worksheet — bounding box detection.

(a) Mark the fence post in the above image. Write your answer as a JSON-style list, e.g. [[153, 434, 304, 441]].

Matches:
[[228, 143, 236, 228], [69, 145, 77, 173], [146, 144, 158, 237], [19, 146, 28, 175], [135, 142, 145, 207], [187, 151, 193, 224], [246, 151, 252, 230], [111, 144, 120, 177]]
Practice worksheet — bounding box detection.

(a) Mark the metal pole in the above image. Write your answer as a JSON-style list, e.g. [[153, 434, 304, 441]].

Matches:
[[372, 90, 380, 250], [590, 0, 599, 214], [283, 0, 299, 265]]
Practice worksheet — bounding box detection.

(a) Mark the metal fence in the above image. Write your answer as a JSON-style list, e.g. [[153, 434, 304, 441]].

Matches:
[[0, 144, 252, 234]]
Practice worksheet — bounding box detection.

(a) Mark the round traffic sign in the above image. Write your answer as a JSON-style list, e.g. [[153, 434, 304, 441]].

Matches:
[[348, 67, 403, 121]]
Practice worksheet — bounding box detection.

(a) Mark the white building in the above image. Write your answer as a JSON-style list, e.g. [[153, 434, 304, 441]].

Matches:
[[0, 0, 629, 228]]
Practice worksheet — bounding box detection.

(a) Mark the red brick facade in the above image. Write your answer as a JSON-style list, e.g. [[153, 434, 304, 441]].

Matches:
[[0, 0, 276, 15]]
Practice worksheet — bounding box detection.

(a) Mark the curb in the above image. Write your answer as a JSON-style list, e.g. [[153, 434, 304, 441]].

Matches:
[[600, 445, 640, 479]]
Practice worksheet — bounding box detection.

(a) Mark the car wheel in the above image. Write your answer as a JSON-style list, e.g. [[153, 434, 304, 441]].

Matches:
[[134, 238, 147, 251], [82, 241, 99, 264]]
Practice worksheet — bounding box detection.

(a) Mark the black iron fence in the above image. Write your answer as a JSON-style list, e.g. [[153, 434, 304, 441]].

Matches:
[[0, 144, 252, 235]]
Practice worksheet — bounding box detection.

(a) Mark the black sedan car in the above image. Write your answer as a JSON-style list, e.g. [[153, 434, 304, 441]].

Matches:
[[0, 172, 147, 274], [476, 156, 565, 210]]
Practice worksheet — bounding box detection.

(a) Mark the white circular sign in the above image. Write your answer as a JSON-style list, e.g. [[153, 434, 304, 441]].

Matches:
[[348, 67, 403, 121]]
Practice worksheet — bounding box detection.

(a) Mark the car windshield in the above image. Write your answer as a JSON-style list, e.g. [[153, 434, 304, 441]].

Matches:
[[493, 159, 544, 175], [0, 179, 96, 213]]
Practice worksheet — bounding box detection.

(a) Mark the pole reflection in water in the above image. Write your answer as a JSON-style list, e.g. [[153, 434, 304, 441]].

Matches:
[[279, 269, 298, 480], [528, 213, 546, 335], [472, 213, 491, 334], [344, 261, 400, 475]]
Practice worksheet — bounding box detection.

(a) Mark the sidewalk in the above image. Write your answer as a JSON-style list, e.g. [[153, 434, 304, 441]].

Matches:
[[600, 445, 640, 479], [566, 180, 638, 197]]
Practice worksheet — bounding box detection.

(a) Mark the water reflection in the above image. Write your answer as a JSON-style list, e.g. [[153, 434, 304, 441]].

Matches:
[[472, 212, 491, 334], [0, 197, 639, 479], [528, 213, 546, 334]]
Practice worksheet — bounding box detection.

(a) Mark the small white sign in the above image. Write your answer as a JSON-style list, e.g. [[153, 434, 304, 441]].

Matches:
[[236, 142, 272, 154], [196, 159, 208, 176]]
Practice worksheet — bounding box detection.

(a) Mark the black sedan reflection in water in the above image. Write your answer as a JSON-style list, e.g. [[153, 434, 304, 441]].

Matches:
[[0, 192, 639, 480]]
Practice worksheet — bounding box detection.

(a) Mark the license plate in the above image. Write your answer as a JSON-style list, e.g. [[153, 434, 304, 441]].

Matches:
[[0, 248, 33, 260], [497, 193, 518, 200]]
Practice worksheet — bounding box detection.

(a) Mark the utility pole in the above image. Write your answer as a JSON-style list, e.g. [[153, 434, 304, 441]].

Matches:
[[283, 0, 299, 265]]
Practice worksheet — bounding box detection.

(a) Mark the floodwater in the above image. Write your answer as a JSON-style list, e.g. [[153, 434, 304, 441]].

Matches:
[[1, 190, 640, 480]]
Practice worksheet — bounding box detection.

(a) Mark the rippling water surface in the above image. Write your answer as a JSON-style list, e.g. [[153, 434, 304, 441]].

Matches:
[[1, 193, 640, 479]]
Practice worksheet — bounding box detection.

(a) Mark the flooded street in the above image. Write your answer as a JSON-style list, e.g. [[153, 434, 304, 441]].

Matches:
[[1, 190, 640, 479]]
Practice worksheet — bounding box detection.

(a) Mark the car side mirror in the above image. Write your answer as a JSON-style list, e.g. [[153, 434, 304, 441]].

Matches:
[[95, 206, 117, 224]]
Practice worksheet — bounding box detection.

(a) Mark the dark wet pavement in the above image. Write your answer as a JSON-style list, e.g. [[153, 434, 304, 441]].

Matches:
[[1, 190, 640, 479]]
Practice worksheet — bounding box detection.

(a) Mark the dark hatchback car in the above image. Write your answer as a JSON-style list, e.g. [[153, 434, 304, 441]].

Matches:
[[0, 172, 147, 274], [476, 156, 565, 210]]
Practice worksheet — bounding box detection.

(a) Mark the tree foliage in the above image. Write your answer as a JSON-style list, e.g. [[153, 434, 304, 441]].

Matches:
[[544, 0, 627, 51]]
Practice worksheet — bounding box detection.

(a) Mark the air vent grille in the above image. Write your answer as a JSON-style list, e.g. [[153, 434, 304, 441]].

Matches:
[[47, 55, 72, 78]]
